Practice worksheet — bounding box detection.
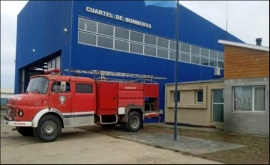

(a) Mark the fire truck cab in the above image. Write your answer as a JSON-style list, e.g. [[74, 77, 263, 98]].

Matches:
[[4, 68, 165, 142]]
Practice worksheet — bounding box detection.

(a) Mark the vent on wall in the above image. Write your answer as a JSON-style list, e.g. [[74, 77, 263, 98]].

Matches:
[[214, 67, 221, 76]]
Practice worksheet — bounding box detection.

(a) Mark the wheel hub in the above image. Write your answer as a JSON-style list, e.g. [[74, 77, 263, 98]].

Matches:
[[130, 116, 139, 129], [42, 121, 56, 135]]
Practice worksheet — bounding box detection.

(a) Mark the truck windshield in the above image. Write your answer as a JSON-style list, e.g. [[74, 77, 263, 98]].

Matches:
[[26, 77, 48, 94]]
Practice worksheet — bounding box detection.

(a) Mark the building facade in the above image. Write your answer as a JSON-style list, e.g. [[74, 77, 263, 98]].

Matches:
[[165, 80, 224, 128], [15, 1, 242, 122], [219, 40, 269, 136]]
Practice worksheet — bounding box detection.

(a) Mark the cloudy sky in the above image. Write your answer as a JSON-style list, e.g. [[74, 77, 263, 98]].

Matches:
[[1, 1, 269, 90]]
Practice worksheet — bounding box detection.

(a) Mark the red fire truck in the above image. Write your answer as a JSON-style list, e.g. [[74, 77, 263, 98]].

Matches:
[[4, 68, 165, 142]]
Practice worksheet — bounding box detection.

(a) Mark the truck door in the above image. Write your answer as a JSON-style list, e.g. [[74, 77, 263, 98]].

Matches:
[[49, 81, 72, 113], [73, 83, 96, 114], [96, 81, 118, 115]]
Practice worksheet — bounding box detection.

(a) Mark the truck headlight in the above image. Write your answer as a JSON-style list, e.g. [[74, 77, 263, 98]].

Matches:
[[7, 108, 11, 114], [18, 110, 24, 117]]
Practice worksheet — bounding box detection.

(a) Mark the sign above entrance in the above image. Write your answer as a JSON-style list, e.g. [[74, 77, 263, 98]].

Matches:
[[85, 6, 152, 29]]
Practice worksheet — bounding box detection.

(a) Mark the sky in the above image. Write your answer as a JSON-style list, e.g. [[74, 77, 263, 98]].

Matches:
[[1, 1, 269, 90]]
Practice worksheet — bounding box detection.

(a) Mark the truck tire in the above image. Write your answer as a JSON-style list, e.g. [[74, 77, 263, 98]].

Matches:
[[33, 114, 62, 142], [16, 127, 33, 136], [124, 111, 142, 132]]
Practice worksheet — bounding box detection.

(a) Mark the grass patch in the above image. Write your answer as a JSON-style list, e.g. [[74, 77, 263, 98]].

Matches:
[[79, 124, 269, 164]]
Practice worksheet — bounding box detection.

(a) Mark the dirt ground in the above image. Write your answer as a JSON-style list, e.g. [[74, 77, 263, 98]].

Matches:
[[1, 117, 221, 164], [81, 123, 269, 164]]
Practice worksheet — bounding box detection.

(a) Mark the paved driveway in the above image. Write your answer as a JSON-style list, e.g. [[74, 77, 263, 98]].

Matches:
[[0, 117, 221, 164]]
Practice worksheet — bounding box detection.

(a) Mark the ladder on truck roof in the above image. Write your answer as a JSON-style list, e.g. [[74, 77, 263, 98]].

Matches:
[[64, 68, 167, 82]]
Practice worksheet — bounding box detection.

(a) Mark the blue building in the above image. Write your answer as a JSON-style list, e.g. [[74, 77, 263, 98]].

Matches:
[[15, 1, 243, 122]]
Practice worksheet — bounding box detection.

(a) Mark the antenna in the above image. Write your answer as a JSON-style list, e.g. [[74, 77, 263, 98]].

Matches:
[[226, 0, 228, 39]]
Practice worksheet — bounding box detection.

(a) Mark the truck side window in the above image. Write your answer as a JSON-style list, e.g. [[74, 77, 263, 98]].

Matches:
[[52, 82, 70, 92], [76, 83, 93, 93]]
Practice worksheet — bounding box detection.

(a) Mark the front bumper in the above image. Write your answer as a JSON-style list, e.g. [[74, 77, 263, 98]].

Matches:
[[4, 116, 32, 127]]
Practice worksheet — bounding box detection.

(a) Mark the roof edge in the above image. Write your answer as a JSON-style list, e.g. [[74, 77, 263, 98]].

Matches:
[[218, 40, 269, 52]]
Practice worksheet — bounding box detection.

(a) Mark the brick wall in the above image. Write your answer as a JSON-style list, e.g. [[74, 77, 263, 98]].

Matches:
[[224, 45, 269, 79]]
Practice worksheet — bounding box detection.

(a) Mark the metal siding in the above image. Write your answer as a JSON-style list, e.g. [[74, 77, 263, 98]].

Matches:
[[15, 1, 72, 93]]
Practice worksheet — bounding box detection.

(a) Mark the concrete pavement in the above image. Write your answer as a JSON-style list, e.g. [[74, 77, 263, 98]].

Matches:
[[1, 116, 221, 164]]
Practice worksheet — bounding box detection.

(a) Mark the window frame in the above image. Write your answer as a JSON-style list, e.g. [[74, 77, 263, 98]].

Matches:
[[77, 17, 224, 69], [196, 90, 204, 103], [76, 83, 93, 94], [171, 90, 180, 103], [233, 86, 265, 112], [176, 90, 180, 102], [51, 81, 71, 93]]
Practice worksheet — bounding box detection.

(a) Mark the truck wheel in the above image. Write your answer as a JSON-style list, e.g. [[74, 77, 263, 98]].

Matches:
[[33, 115, 62, 142], [125, 111, 142, 132], [16, 127, 33, 136]]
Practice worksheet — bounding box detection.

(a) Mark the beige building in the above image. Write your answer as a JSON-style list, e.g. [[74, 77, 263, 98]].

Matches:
[[165, 80, 224, 128]]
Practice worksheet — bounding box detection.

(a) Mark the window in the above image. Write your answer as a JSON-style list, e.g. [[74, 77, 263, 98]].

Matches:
[[171, 91, 180, 102], [27, 77, 48, 94], [76, 84, 93, 93], [196, 90, 203, 103], [157, 49, 168, 58], [209, 59, 217, 67], [180, 53, 190, 62], [169, 51, 176, 60], [191, 45, 200, 55], [201, 48, 209, 57], [78, 31, 96, 46], [98, 23, 113, 36], [218, 52, 224, 60], [145, 34, 156, 45], [180, 43, 190, 53], [157, 37, 168, 48], [218, 61, 224, 68], [115, 40, 129, 51], [176, 91, 180, 102], [144, 46, 156, 56], [210, 50, 217, 59], [130, 31, 143, 42], [234, 86, 265, 111], [86, 20, 97, 32], [130, 43, 143, 54], [78, 17, 225, 69], [97, 36, 113, 49], [201, 57, 209, 66], [191, 55, 200, 64], [52, 82, 70, 92], [170, 40, 176, 50], [79, 18, 86, 30], [115, 27, 129, 40]]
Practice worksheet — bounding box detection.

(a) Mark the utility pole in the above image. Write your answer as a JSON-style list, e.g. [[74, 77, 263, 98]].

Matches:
[[174, 0, 180, 141]]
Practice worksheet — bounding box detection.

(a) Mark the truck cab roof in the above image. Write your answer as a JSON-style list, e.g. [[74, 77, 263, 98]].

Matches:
[[31, 74, 95, 83]]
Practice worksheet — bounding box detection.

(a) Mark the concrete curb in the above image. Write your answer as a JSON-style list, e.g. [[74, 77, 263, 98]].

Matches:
[[145, 123, 223, 133]]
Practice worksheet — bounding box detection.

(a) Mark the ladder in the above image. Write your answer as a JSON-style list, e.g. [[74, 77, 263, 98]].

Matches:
[[64, 68, 167, 82]]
